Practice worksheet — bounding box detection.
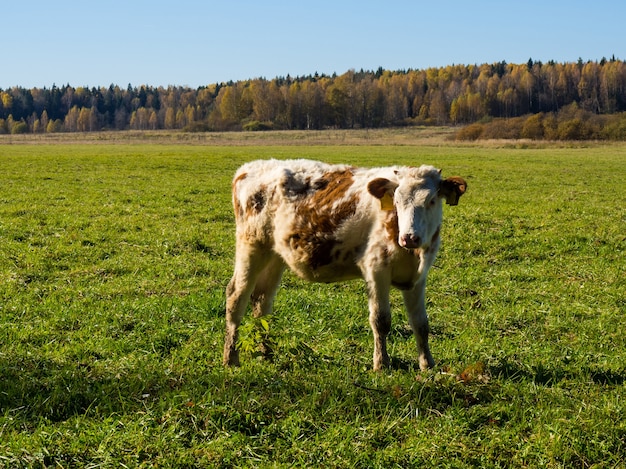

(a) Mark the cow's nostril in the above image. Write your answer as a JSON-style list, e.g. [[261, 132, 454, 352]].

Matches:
[[401, 234, 421, 249]]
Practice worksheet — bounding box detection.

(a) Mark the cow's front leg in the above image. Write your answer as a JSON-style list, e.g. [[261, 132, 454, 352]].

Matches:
[[403, 278, 435, 370], [250, 255, 285, 359], [366, 276, 392, 371]]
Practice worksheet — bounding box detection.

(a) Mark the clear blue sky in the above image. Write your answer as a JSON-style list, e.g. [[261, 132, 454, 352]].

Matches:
[[2, 0, 624, 89]]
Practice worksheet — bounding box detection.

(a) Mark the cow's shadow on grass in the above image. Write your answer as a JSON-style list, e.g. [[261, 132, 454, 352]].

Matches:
[[488, 359, 626, 386], [390, 356, 625, 387], [2, 346, 624, 429]]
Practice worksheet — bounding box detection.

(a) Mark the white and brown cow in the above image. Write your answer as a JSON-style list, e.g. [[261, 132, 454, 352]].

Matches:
[[223, 159, 466, 371]]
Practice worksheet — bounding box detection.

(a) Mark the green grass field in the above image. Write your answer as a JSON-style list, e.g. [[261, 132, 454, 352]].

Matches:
[[0, 134, 625, 467]]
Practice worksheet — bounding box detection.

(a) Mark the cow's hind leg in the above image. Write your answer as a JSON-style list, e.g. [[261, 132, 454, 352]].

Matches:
[[250, 255, 285, 359], [224, 244, 274, 366]]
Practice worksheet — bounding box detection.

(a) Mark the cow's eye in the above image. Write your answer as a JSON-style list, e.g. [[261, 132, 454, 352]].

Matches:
[[428, 198, 436, 207]]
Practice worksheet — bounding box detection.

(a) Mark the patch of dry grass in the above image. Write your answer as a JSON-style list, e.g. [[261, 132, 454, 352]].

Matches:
[[0, 127, 456, 146]]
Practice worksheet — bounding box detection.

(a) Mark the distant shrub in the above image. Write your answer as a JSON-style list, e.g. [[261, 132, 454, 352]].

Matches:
[[542, 114, 558, 140], [521, 113, 544, 139], [450, 111, 626, 141], [449, 104, 626, 141], [480, 117, 523, 139], [46, 119, 64, 133], [243, 120, 274, 131], [553, 103, 599, 140], [585, 115, 606, 139], [11, 121, 28, 134], [602, 113, 626, 140], [557, 118, 584, 140], [557, 102, 583, 121], [455, 123, 484, 141]]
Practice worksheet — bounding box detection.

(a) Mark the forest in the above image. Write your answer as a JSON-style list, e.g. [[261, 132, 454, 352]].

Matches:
[[2, 57, 626, 139]]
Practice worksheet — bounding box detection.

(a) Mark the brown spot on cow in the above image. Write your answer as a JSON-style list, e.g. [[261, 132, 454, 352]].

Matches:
[[246, 186, 267, 216], [287, 169, 358, 271], [310, 170, 355, 208], [382, 210, 399, 245]]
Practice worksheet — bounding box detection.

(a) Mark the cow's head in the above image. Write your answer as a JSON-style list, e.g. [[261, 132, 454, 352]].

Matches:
[[367, 166, 467, 249]]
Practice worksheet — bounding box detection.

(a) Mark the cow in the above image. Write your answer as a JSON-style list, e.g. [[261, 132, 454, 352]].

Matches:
[[223, 159, 467, 371]]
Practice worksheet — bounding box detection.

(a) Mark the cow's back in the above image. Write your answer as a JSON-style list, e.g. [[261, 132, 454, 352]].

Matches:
[[232, 159, 384, 282]]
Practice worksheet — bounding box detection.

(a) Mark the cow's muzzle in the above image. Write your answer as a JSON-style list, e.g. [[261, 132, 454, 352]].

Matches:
[[399, 233, 422, 249]]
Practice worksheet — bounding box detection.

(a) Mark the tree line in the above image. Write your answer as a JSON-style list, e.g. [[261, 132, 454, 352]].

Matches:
[[1, 57, 626, 139]]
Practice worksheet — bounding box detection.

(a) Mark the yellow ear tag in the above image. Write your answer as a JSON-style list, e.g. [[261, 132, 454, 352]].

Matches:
[[380, 193, 394, 211]]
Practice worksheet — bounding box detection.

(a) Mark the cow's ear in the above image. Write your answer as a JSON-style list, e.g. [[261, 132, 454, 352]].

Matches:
[[439, 176, 467, 206], [368, 178, 398, 211]]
